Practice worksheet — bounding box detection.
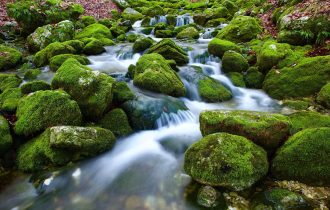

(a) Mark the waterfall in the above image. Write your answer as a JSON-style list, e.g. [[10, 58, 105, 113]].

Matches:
[[149, 15, 167, 26], [176, 14, 194, 27]]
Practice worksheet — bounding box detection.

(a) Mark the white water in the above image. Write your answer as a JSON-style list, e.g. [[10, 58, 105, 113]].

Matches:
[[0, 22, 281, 210]]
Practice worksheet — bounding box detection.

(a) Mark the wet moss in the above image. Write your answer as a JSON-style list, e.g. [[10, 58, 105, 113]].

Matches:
[[0, 88, 22, 112], [83, 39, 106, 55], [244, 67, 264, 89], [112, 81, 135, 105], [0, 115, 12, 155], [288, 111, 330, 134], [272, 127, 330, 186], [208, 38, 241, 58], [0, 74, 22, 92], [222, 51, 249, 73], [176, 27, 199, 40], [75, 23, 113, 40], [49, 54, 90, 72], [0, 45, 22, 71], [198, 77, 232, 102], [133, 37, 154, 53], [20, 80, 51, 94], [227, 72, 245, 87], [184, 133, 268, 191], [317, 83, 330, 109], [23, 69, 42, 80]]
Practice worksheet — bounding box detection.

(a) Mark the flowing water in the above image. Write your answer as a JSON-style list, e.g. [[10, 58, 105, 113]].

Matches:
[[0, 16, 282, 210]]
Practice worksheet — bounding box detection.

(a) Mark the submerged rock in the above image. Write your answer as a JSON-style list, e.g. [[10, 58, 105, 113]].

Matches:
[[133, 53, 186, 97], [17, 126, 115, 172], [272, 127, 330, 186], [146, 39, 189, 65], [51, 58, 114, 121], [200, 110, 291, 150], [14, 90, 82, 136], [184, 133, 268, 191], [0, 45, 22, 71]]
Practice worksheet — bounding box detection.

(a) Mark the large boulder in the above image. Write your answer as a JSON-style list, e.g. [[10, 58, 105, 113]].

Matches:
[[288, 111, 330, 134], [200, 110, 291, 150], [133, 37, 154, 53], [0, 45, 22, 71], [0, 73, 22, 92], [176, 27, 200, 40], [0, 115, 12, 155], [27, 20, 75, 52], [14, 90, 82, 136], [222, 51, 249, 73], [256, 41, 292, 73], [184, 133, 268, 191], [0, 88, 22, 112], [75, 23, 113, 39], [263, 55, 330, 99], [317, 83, 330, 109], [49, 54, 90, 72], [146, 39, 189, 65], [121, 8, 144, 23], [272, 127, 330, 186], [208, 38, 241, 58], [20, 80, 51, 94], [244, 67, 264, 89], [133, 53, 186, 97], [51, 58, 115, 121], [216, 16, 262, 43], [17, 126, 116, 172]]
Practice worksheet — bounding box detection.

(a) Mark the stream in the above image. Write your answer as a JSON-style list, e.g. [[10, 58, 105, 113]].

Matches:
[[0, 16, 282, 210]]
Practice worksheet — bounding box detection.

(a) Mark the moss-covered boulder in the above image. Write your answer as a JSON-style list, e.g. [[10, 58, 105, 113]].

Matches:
[[288, 111, 330, 134], [0, 74, 22, 92], [51, 58, 114, 121], [155, 30, 174, 38], [0, 88, 22, 112], [146, 39, 189, 65], [14, 90, 82, 136], [176, 27, 200, 40], [317, 83, 330, 109], [0, 115, 12, 155], [244, 67, 264, 89], [122, 8, 144, 23], [208, 38, 241, 58], [272, 127, 330, 186], [132, 37, 154, 53], [17, 126, 115, 172], [33, 42, 76, 67], [75, 23, 113, 39], [227, 72, 245, 87], [62, 40, 85, 53], [198, 77, 232, 102], [200, 110, 291, 150], [0, 45, 22, 71], [83, 39, 106, 55], [184, 133, 268, 191], [251, 188, 312, 210], [27, 20, 75, 52], [20, 81, 51, 94], [49, 54, 90, 72], [23, 69, 42, 80], [97, 108, 132, 137], [222, 51, 249, 73], [256, 41, 292, 73], [112, 81, 135, 105], [263, 55, 330, 99], [197, 185, 227, 208], [216, 16, 262, 43], [145, 5, 165, 17], [133, 53, 186, 97]]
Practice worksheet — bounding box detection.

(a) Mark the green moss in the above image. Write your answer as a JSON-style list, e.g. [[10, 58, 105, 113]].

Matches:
[[83, 40, 106, 55], [198, 77, 232, 102], [62, 40, 85, 53], [205, 18, 228, 28], [17, 126, 115, 172], [0, 45, 22, 71], [21, 81, 51, 94], [97, 108, 132, 137], [133, 37, 154, 53], [282, 99, 310, 110], [200, 110, 291, 150], [272, 127, 330, 186], [49, 54, 90, 72], [14, 90, 82, 136], [251, 188, 312, 210], [33, 42, 76, 67], [176, 27, 200, 40], [0, 88, 22, 112], [27, 20, 75, 52], [317, 83, 330, 109], [122, 8, 144, 22], [0, 74, 22, 92], [208, 38, 241, 58], [263, 55, 330, 99], [244, 67, 264, 89], [112, 81, 135, 104], [155, 30, 174, 38], [256, 40, 293, 73], [80, 16, 96, 27], [133, 53, 186, 97], [227, 72, 245, 87], [288, 111, 330, 134], [184, 133, 268, 191], [146, 39, 189, 65], [222, 0, 238, 16], [222, 51, 249, 73], [216, 16, 262, 43], [51, 58, 114, 121], [23, 69, 42, 80], [277, 45, 312, 69], [75, 23, 113, 40], [0, 115, 12, 155], [127, 34, 138, 43]]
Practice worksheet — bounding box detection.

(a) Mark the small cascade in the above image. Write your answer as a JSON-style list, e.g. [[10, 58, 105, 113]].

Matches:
[[201, 28, 215, 39], [181, 78, 201, 101], [176, 14, 194, 27], [150, 15, 167, 26], [156, 110, 196, 128]]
